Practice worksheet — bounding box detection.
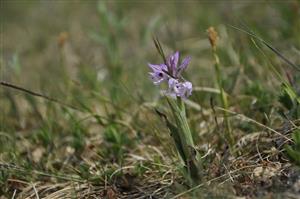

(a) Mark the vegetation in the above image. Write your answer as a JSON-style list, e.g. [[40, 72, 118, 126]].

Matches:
[[1, 1, 300, 198]]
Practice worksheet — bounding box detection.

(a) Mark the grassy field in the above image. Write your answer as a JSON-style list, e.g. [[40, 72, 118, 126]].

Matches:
[[1, 1, 300, 198]]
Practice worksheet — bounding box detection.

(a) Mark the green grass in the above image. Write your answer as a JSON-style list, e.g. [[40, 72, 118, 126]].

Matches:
[[1, 1, 300, 198]]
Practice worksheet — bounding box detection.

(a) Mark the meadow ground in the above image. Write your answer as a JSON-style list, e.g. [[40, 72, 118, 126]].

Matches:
[[1, 1, 300, 198]]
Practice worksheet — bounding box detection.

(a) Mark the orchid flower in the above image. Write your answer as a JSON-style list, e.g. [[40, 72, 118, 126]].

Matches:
[[148, 51, 192, 99]]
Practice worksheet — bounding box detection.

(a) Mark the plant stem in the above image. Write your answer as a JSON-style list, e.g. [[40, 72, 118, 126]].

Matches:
[[167, 97, 200, 181], [212, 49, 235, 149]]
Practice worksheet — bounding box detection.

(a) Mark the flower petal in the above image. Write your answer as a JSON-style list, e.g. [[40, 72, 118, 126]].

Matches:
[[160, 64, 168, 72], [166, 78, 192, 99], [148, 63, 161, 71], [149, 69, 168, 85], [177, 56, 191, 75], [167, 51, 179, 75], [168, 78, 178, 87], [182, 81, 193, 97]]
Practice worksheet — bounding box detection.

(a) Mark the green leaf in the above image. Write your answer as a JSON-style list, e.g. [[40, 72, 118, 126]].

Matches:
[[292, 130, 300, 149], [285, 130, 300, 167], [155, 109, 187, 163], [285, 145, 300, 166], [166, 97, 200, 181]]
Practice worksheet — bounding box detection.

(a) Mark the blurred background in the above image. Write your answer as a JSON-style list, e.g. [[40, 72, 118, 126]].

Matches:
[[2, 1, 299, 97], [1, 0, 299, 133], [1, 0, 300, 198]]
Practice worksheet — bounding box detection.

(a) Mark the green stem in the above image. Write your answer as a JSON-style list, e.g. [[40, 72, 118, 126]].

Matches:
[[213, 49, 235, 150], [167, 97, 200, 181]]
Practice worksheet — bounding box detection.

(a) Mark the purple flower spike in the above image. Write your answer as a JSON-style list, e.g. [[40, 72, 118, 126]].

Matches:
[[147, 51, 193, 99]]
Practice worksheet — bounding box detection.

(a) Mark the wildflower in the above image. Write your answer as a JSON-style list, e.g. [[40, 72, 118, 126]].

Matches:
[[167, 78, 193, 99], [148, 63, 168, 85], [148, 51, 193, 99], [167, 51, 191, 78]]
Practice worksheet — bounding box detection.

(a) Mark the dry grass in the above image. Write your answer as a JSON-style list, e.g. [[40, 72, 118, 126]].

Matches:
[[1, 1, 300, 198]]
